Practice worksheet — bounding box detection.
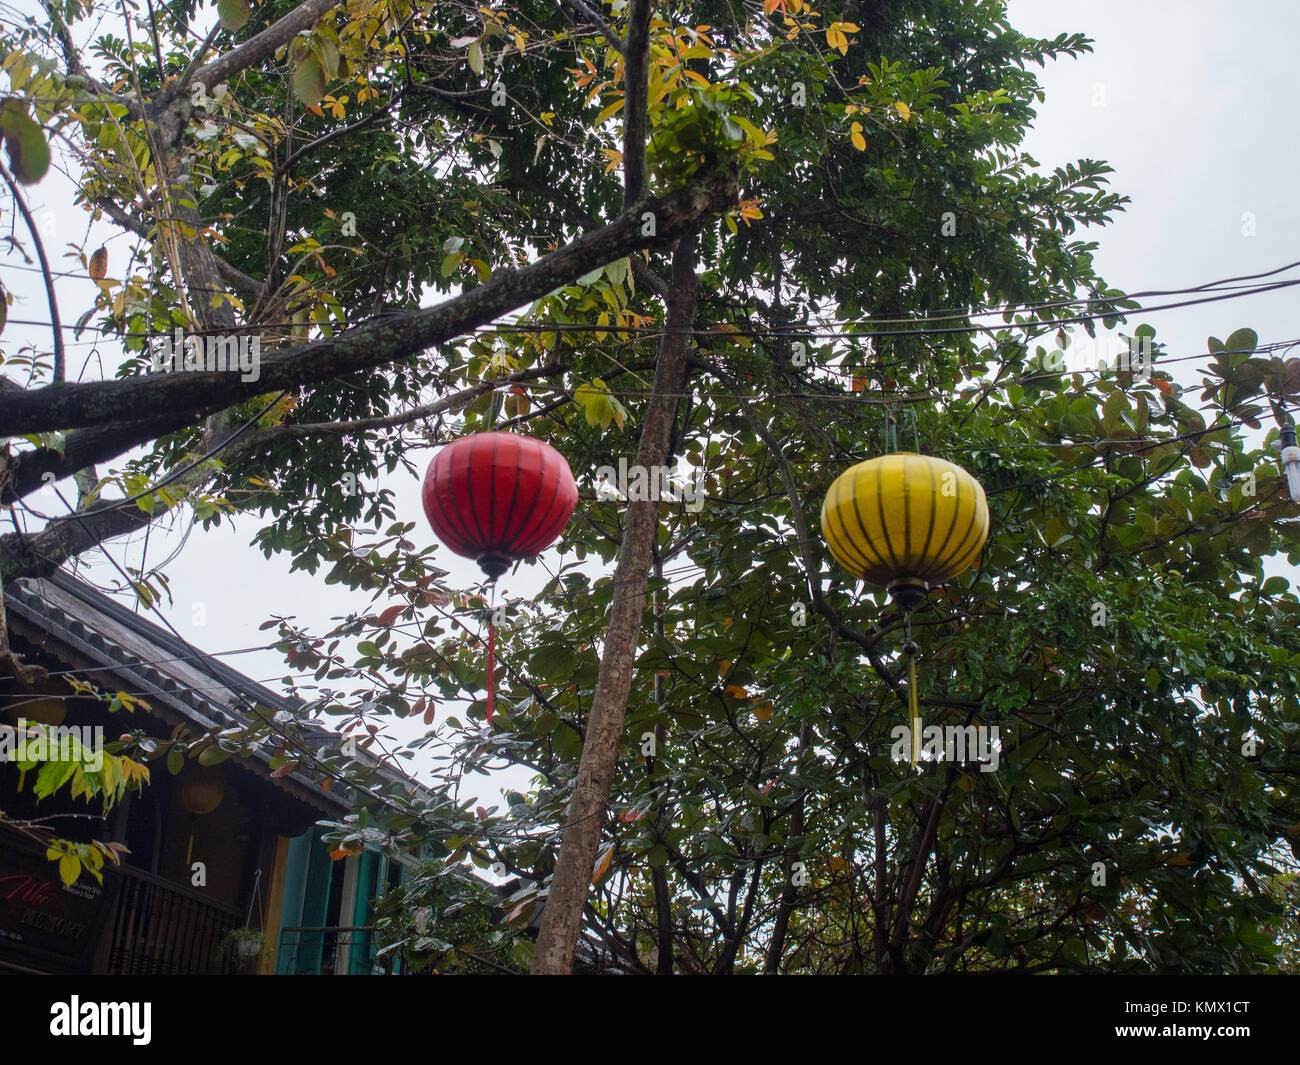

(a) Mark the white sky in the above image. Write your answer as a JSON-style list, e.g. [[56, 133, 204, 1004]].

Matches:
[[4, 0, 1299, 807]]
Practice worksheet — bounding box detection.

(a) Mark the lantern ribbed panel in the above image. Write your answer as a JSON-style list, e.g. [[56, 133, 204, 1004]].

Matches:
[[819, 453, 989, 589], [421, 432, 578, 568]]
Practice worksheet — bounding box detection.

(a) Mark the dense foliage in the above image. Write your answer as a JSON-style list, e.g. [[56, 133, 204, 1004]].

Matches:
[[2, 0, 1297, 972]]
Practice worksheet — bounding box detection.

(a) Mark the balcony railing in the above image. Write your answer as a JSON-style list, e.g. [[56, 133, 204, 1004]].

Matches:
[[105, 864, 243, 975]]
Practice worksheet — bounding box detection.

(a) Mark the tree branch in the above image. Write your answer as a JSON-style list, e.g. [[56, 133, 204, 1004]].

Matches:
[[1, 407, 200, 505], [563, 0, 624, 53], [622, 0, 651, 205], [39, 0, 128, 105], [188, 0, 342, 94], [90, 196, 264, 297], [1, 172, 738, 435], [0, 457, 212, 580], [531, 231, 700, 974]]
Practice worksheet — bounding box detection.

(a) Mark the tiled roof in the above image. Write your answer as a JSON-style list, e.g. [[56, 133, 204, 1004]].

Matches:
[[6, 569, 428, 811]]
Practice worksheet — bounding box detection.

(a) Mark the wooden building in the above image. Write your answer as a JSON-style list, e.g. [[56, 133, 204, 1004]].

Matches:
[[1, 570, 418, 975]]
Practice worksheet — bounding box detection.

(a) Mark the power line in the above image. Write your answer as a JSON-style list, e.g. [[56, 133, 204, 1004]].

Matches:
[[4, 263, 1299, 344]]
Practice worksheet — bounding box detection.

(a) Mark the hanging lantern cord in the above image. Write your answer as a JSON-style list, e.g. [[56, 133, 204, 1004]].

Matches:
[[903, 614, 920, 767], [244, 868, 264, 932], [485, 581, 498, 727]]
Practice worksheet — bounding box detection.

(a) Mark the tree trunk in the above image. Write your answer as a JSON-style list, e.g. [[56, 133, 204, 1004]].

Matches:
[[763, 721, 811, 973], [530, 233, 698, 974]]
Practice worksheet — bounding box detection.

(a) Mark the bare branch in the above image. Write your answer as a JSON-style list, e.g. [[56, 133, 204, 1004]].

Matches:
[[175, 23, 224, 94], [246, 364, 561, 445], [0, 160, 64, 381], [276, 89, 406, 178]]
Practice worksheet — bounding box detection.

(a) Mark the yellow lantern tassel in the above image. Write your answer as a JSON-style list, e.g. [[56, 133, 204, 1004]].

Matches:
[[908, 652, 920, 767]]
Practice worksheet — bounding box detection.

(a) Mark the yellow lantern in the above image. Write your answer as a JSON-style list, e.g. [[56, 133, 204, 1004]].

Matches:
[[175, 764, 225, 815], [3, 676, 70, 727], [820, 453, 989, 609], [820, 452, 990, 765]]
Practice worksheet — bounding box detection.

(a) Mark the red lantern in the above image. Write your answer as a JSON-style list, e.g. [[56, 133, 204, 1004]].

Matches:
[[421, 431, 578, 724], [422, 431, 578, 580]]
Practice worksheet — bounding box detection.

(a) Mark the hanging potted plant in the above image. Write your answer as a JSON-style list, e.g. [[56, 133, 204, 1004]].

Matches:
[[213, 927, 264, 973], [213, 869, 267, 974]]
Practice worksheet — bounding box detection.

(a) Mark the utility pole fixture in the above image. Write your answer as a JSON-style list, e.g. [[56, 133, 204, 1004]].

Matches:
[[1270, 399, 1300, 501], [1280, 423, 1300, 501]]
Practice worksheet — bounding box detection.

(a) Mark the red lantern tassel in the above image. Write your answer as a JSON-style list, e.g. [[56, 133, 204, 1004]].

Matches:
[[486, 615, 496, 725]]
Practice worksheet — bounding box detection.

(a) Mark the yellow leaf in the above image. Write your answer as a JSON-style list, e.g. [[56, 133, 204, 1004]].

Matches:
[[850, 121, 865, 151], [594, 96, 624, 125], [59, 854, 79, 886], [894, 101, 911, 121], [591, 844, 614, 883]]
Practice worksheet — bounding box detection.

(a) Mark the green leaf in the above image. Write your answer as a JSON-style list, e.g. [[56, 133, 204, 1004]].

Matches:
[[605, 257, 629, 286], [292, 53, 326, 109], [315, 37, 341, 79], [1224, 327, 1258, 356], [197, 744, 230, 766], [0, 101, 50, 183], [467, 42, 484, 76], [216, 0, 251, 31]]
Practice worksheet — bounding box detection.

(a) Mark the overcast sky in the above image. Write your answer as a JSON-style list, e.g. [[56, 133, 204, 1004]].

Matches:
[[5, 0, 1298, 801]]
